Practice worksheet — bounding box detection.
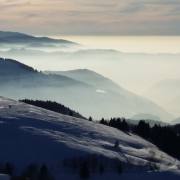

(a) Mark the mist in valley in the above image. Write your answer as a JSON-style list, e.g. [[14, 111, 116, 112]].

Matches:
[[1, 35, 180, 121]]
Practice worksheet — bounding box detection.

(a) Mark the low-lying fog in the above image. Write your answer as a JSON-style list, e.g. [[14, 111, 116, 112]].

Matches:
[[1, 36, 180, 117]]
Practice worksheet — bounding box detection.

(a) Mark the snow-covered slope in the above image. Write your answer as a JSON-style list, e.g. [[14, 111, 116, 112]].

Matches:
[[0, 97, 179, 179]]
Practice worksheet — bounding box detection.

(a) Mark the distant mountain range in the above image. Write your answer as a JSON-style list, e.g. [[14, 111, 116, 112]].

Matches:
[[0, 58, 86, 87], [46, 69, 126, 94], [0, 31, 77, 48], [130, 113, 169, 126], [131, 113, 161, 121], [0, 58, 172, 121]]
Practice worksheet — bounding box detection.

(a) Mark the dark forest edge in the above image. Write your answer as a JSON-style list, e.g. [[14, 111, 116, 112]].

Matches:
[[0, 155, 125, 180], [100, 118, 180, 159], [20, 99, 86, 120]]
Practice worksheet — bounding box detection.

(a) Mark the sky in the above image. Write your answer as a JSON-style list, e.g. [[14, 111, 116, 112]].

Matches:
[[0, 0, 180, 35]]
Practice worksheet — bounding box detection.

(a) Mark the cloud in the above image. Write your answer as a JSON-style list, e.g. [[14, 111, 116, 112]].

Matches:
[[0, 0, 179, 35]]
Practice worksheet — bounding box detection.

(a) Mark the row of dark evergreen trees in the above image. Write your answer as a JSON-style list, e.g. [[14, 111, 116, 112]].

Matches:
[[0, 163, 53, 180], [100, 118, 180, 159], [63, 154, 123, 179], [0, 156, 123, 180], [20, 99, 86, 119]]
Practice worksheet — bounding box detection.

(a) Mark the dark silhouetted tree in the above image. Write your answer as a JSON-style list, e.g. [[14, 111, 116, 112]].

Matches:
[[4, 162, 14, 176], [88, 116, 93, 121], [99, 163, 105, 175], [38, 164, 54, 180], [134, 120, 150, 138]]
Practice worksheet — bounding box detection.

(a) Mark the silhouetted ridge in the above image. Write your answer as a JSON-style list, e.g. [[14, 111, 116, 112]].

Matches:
[[0, 58, 88, 88], [0, 58, 36, 73], [0, 31, 76, 44]]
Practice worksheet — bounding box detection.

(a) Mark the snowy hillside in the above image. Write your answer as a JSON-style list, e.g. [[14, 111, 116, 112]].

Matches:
[[0, 97, 180, 179]]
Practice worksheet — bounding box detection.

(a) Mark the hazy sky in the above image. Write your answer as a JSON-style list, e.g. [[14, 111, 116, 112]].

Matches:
[[0, 0, 180, 35]]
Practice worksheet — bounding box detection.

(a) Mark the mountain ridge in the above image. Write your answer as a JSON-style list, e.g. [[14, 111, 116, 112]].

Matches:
[[0, 31, 77, 45], [0, 58, 173, 121]]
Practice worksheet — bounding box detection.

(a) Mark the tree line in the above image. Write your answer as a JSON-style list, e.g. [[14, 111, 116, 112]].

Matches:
[[0, 155, 123, 180], [20, 99, 86, 119], [100, 118, 180, 159], [0, 163, 53, 180]]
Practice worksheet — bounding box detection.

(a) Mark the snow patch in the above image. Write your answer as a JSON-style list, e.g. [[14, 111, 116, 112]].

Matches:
[[96, 89, 107, 94]]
